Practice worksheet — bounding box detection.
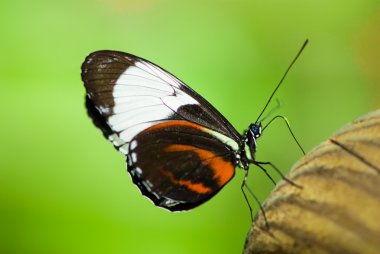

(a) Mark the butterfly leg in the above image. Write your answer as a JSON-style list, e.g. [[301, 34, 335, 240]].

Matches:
[[255, 161, 302, 189], [249, 161, 277, 186], [241, 167, 254, 222], [241, 165, 270, 229]]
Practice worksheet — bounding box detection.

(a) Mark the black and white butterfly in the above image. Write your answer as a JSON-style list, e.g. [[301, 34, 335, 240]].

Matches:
[[81, 41, 306, 216]]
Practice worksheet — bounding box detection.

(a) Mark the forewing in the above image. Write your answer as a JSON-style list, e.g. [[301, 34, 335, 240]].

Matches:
[[81, 50, 241, 155]]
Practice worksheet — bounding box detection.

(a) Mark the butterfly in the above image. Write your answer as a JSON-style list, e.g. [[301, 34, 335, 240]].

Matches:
[[81, 41, 307, 215]]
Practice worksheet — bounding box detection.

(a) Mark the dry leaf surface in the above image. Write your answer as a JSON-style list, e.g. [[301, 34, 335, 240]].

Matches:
[[244, 110, 380, 254]]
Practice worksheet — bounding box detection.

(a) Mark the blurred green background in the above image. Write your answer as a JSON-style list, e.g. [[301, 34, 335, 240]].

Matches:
[[1, 0, 379, 253]]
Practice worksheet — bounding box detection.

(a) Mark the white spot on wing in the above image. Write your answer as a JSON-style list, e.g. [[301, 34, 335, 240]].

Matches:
[[130, 140, 137, 150], [131, 152, 137, 163], [145, 180, 153, 188], [119, 144, 129, 155], [142, 181, 152, 191], [108, 134, 126, 147], [98, 105, 111, 114], [160, 198, 182, 207], [150, 191, 160, 199], [134, 167, 142, 177]]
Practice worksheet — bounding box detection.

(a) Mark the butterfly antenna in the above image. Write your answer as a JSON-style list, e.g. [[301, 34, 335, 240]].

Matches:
[[259, 98, 282, 123], [262, 115, 306, 155], [255, 39, 309, 124]]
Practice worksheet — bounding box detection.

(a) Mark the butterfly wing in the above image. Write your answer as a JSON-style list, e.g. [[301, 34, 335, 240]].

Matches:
[[128, 121, 236, 210], [81, 50, 241, 210]]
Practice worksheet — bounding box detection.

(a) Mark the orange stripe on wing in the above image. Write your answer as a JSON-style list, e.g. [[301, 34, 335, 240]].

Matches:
[[165, 144, 234, 187], [160, 168, 212, 194]]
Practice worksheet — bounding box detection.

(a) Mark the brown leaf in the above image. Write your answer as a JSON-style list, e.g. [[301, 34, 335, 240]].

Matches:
[[244, 110, 380, 254]]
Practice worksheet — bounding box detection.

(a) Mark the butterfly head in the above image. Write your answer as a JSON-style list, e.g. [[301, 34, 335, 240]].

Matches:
[[250, 123, 262, 139]]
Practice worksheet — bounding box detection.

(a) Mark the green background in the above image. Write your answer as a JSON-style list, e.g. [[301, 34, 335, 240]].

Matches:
[[1, 1, 379, 253]]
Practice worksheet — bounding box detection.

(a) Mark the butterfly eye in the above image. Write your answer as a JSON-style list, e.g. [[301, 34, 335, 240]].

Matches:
[[250, 124, 261, 138]]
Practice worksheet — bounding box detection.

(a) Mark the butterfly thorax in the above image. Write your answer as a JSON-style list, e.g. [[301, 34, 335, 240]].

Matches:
[[239, 123, 262, 169]]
